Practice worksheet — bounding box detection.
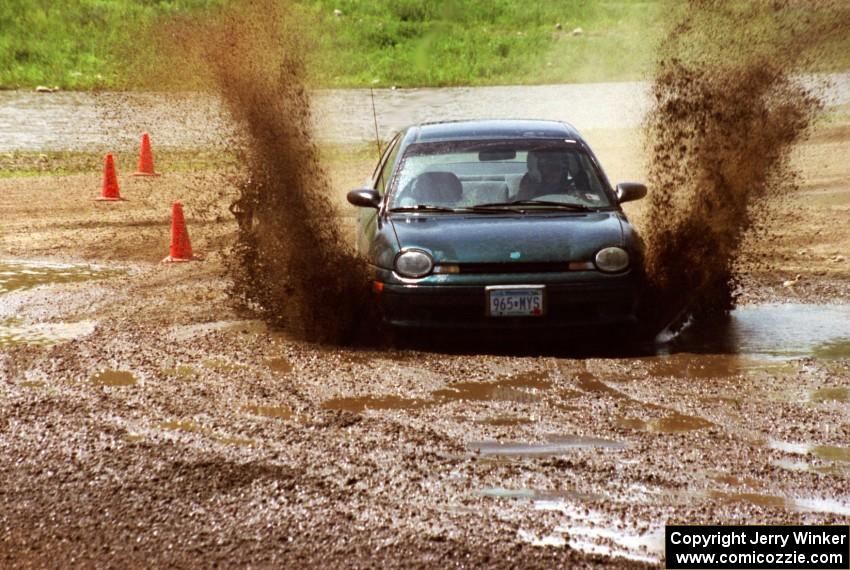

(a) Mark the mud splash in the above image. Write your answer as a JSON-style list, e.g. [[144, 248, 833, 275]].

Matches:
[[641, 0, 850, 331], [153, 0, 371, 344]]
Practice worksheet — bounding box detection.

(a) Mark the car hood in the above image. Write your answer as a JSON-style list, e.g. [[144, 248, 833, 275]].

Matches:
[[389, 212, 625, 263]]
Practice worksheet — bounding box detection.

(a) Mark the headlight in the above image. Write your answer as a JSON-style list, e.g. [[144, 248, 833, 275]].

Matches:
[[594, 247, 629, 273], [394, 249, 433, 278]]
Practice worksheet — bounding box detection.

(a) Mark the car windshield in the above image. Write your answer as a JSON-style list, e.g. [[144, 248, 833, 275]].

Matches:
[[388, 140, 613, 211]]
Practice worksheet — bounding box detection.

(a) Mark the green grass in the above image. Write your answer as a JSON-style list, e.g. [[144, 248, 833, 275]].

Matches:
[[302, 0, 662, 87], [2, 0, 848, 90], [0, 0, 226, 89], [1, 0, 662, 89]]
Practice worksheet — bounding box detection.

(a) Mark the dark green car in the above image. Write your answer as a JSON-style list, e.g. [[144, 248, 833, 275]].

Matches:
[[347, 120, 647, 331]]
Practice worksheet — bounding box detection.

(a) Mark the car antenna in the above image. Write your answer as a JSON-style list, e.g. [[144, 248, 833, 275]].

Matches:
[[370, 84, 382, 159]]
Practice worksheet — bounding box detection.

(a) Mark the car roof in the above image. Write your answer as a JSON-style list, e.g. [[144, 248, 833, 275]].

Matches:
[[405, 119, 583, 144]]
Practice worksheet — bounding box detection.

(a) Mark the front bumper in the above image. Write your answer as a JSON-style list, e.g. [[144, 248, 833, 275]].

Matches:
[[374, 272, 640, 331]]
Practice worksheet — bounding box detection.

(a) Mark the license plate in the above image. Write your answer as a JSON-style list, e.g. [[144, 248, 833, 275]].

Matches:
[[486, 285, 545, 317]]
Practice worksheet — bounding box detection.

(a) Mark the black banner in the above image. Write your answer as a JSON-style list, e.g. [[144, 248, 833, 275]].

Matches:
[[666, 525, 849, 569]]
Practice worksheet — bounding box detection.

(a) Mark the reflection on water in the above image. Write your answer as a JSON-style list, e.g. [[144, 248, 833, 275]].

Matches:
[[469, 435, 627, 457], [322, 370, 552, 412], [0, 259, 121, 294], [770, 439, 850, 463], [90, 370, 136, 387], [0, 318, 96, 347], [668, 304, 850, 360], [810, 387, 850, 403], [528, 501, 664, 563], [616, 413, 712, 433], [322, 394, 432, 413]]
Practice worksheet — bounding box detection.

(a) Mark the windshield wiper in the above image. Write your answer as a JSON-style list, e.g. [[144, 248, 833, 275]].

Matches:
[[389, 204, 459, 213], [472, 200, 595, 212]]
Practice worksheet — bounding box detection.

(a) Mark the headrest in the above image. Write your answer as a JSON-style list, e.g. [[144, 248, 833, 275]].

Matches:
[[410, 171, 463, 203]]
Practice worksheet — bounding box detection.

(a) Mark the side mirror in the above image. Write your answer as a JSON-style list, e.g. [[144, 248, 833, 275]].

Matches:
[[347, 188, 381, 209], [615, 182, 647, 204]]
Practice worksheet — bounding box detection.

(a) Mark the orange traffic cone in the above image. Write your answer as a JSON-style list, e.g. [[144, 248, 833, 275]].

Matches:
[[95, 154, 124, 201], [133, 132, 160, 176], [162, 202, 200, 262]]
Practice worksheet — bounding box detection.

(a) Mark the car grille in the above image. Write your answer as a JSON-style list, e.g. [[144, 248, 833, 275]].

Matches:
[[456, 262, 570, 274]]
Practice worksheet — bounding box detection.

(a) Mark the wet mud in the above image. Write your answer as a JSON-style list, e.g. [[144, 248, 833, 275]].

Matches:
[[1, 1, 849, 567]]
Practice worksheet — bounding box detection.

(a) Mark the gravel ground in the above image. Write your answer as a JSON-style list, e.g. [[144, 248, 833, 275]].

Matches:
[[0, 120, 848, 568]]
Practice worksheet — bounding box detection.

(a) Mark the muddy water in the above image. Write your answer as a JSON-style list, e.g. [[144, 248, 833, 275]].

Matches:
[[0, 259, 123, 347], [322, 303, 850, 411], [0, 259, 121, 294], [2, 73, 849, 151], [670, 303, 850, 360], [0, 318, 96, 347], [90, 370, 137, 387], [323, 370, 552, 412], [469, 435, 627, 457]]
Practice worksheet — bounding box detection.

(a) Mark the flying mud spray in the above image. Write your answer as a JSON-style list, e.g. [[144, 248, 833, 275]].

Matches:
[[153, 0, 373, 343], [639, 0, 850, 335], [145, 0, 847, 345]]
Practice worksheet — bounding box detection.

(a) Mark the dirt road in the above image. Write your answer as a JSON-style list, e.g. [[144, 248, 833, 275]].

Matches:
[[1, 114, 848, 567]]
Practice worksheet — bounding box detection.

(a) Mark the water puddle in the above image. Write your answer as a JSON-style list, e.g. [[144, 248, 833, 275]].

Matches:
[[90, 370, 136, 387], [0, 259, 123, 294], [162, 365, 199, 380], [794, 497, 850, 516], [243, 405, 292, 420], [769, 439, 850, 463], [478, 416, 534, 427], [810, 387, 850, 402], [646, 353, 789, 379], [469, 435, 627, 457], [158, 420, 253, 446], [19, 380, 45, 388], [321, 370, 551, 412], [708, 473, 762, 488], [479, 487, 602, 502], [321, 395, 433, 413], [648, 413, 712, 432], [159, 420, 203, 433], [432, 370, 551, 403], [0, 318, 96, 347], [575, 372, 627, 398], [709, 491, 850, 516], [479, 487, 535, 500], [521, 502, 664, 563], [202, 358, 245, 374], [212, 435, 254, 446], [265, 357, 293, 374], [670, 304, 850, 360], [811, 445, 850, 463]]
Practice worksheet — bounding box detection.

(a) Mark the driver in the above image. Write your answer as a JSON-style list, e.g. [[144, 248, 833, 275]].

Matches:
[[517, 149, 574, 201]]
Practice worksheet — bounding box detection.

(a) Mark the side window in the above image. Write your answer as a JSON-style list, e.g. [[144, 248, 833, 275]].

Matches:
[[374, 136, 401, 195]]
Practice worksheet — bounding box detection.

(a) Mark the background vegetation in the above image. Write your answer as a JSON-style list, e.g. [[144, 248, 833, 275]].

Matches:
[[2, 0, 848, 90], [2, 0, 661, 89]]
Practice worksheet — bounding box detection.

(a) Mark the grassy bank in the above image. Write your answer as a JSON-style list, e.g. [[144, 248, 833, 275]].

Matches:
[[3, 0, 661, 89], [4, 1, 849, 90]]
